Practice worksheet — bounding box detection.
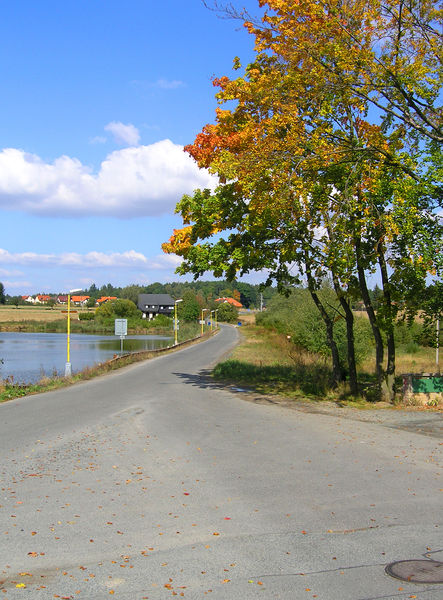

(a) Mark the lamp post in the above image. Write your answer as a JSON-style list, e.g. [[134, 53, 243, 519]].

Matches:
[[210, 310, 215, 331], [201, 308, 209, 336], [214, 309, 219, 329], [174, 299, 183, 346], [65, 288, 82, 377]]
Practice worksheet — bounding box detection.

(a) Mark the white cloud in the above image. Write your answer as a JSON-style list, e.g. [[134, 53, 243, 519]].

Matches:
[[155, 79, 184, 90], [0, 267, 24, 276], [0, 248, 54, 265], [0, 140, 217, 218], [0, 248, 149, 268], [148, 253, 183, 270], [59, 250, 148, 268], [0, 248, 183, 271], [89, 135, 107, 145], [104, 121, 141, 146], [131, 79, 185, 91], [3, 280, 33, 289]]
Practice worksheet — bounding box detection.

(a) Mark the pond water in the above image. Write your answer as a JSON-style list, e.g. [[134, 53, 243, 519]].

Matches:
[[0, 332, 173, 384]]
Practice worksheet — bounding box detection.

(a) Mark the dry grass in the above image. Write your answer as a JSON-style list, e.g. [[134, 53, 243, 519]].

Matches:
[[360, 346, 439, 375], [230, 325, 295, 366], [238, 310, 257, 325], [0, 306, 89, 322], [216, 324, 441, 406]]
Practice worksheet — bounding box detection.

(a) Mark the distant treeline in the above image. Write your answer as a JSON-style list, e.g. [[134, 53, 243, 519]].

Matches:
[[71, 280, 278, 309], [3, 280, 388, 311]]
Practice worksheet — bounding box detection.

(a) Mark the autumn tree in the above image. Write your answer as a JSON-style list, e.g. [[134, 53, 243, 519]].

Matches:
[[164, 0, 442, 400]]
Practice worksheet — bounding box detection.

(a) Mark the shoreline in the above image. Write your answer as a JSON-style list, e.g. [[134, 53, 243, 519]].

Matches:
[[0, 330, 217, 404]]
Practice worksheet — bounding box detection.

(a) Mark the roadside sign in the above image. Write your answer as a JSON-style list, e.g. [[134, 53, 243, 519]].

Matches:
[[115, 319, 128, 355], [115, 319, 127, 336]]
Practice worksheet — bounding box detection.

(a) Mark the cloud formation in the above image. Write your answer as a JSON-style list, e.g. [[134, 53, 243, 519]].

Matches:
[[131, 79, 185, 91], [0, 248, 182, 270], [104, 121, 141, 146], [0, 140, 216, 218], [155, 79, 184, 90]]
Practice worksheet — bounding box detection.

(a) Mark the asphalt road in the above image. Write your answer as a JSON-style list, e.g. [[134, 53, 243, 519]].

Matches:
[[0, 325, 442, 599]]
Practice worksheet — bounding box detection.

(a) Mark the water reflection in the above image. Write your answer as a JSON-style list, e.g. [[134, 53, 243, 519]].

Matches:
[[0, 332, 173, 384]]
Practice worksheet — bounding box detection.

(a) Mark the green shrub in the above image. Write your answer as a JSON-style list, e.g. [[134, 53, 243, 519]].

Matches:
[[178, 291, 201, 322], [216, 302, 239, 323], [78, 312, 95, 321], [152, 314, 172, 327], [95, 299, 141, 322], [404, 341, 421, 354], [256, 288, 372, 367]]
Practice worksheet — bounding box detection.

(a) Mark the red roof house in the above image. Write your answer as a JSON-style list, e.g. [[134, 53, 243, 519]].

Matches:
[[215, 297, 242, 308]]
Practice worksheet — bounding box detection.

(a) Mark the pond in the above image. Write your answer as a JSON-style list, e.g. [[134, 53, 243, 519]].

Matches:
[[0, 332, 173, 384]]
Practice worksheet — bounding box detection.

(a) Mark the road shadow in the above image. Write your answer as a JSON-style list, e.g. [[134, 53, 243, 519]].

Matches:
[[173, 370, 443, 438], [172, 369, 325, 409], [172, 369, 258, 396]]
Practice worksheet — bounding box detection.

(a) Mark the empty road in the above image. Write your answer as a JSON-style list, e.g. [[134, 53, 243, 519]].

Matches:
[[0, 325, 442, 599]]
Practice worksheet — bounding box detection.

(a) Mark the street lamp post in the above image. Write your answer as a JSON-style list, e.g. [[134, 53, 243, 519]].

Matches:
[[210, 310, 215, 331], [65, 288, 82, 377], [201, 308, 209, 336], [174, 299, 183, 346]]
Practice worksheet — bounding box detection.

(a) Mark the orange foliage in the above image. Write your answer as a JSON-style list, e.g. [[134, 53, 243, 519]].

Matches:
[[161, 226, 193, 255]]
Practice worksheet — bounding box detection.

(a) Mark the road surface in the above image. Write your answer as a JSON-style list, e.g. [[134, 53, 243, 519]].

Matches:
[[0, 325, 442, 599]]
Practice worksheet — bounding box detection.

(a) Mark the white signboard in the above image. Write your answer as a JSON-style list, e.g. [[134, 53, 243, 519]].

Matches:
[[115, 319, 128, 336]]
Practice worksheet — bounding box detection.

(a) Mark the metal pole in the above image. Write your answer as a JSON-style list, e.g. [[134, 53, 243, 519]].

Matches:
[[437, 319, 440, 369], [174, 299, 182, 346], [67, 293, 71, 363], [65, 294, 72, 376], [174, 302, 178, 346]]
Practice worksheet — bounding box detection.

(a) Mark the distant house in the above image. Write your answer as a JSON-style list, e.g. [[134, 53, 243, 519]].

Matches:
[[35, 294, 52, 304], [215, 297, 243, 308], [137, 294, 175, 320], [22, 295, 34, 303], [96, 296, 117, 305], [71, 295, 90, 306]]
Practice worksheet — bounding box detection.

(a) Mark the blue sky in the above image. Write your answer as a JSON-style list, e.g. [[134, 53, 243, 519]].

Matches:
[[0, 0, 263, 295]]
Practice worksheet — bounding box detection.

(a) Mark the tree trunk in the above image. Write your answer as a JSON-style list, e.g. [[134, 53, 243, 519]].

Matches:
[[332, 275, 359, 395], [305, 261, 344, 387], [326, 222, 359, 395], [377, 243, 396, 402], [354, 234, 386, 400]]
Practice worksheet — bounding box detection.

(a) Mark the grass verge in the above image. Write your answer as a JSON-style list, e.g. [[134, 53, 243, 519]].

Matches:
[[212, 325, 440, 408]]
